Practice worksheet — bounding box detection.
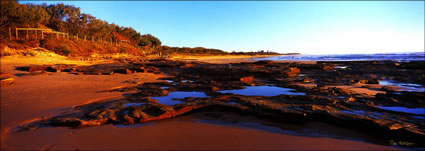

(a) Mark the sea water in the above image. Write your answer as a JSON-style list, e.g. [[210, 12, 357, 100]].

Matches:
[[253, 52, 425, 62]]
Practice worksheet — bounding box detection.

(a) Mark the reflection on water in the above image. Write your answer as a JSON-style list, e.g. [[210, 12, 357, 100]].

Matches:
[[253, 52, 425, 62], [226, 102, 238, 105], [218, 86, 305, 96], [335, 66, 348, 69], [341, 110, 386, 119], [379, 80, 425, 92], [341, 110, 365, 115], [377, 106, 425, 115], [181, 80, 194, 83], [123, 102, 146, 108], [412, 116, 425, 119], [151, 91, 210, 105]]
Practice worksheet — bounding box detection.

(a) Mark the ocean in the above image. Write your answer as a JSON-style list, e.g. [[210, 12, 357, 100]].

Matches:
[[253, 52, 425, 62]]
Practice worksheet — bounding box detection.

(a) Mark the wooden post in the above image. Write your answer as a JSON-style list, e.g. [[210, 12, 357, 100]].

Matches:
[[16, 28, 18, 40], [41, 31, 44, 39], [84, 35, 86, 41], [56, 33, 58, 38], [35, 30, 37, 39], [9, 27, 12, 40], [26, 29, 29, 39], [92, 36, 94, 42]]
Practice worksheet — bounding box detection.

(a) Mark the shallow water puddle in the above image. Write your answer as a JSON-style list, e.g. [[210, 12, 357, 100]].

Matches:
[[341, 110, 385, 119], [379, 80, 425, 92], [218, 86, 305, 96], [226, 101, 238, 105], [151, 91, 210, 105], [163, 80, 177, 85], [412, 116, 425, 119], [123, 102, 146, 108], [335, 66, 348, 69], [376, 106, 425, 115], [341, 110, 365, 115], [181, 80, 194, 83]]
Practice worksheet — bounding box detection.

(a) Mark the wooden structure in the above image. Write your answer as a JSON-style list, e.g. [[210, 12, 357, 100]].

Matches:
[[15, 28, 52, 40], [9, 27, 12, 40], [15, 28, 68, 40], [120, 40, 130, 44], [11, 27, 145, 53], [42, 30, 68, 40]]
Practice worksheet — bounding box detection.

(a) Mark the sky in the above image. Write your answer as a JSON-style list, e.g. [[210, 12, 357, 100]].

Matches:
[[23, 1, 424, 54]]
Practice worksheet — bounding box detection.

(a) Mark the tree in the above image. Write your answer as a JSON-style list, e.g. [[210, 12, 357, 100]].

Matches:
[[1, 1, 165, 54]]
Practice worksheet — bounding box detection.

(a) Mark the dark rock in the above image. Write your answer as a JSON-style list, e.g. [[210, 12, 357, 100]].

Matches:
[[240, 76, 254, 84], [321, 64, 336, 70], [25, 65, 51, 72], [1, 73, 15, 87], [48, 118, 82, 127], [283, 67, 300, 76], [15, 59, 425, 148], [381, 86, 399, 92]]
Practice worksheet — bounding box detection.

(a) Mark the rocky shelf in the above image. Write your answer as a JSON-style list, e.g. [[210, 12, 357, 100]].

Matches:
[[15, 59, 425, 148]]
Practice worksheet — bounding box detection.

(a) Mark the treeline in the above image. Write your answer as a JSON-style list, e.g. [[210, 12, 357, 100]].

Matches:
[[0, 1, 161, 48], [0, 1, 282, 57], [230, 50, 281, 55], [161, 46, 227, 55], [160, 46, 281, 56]]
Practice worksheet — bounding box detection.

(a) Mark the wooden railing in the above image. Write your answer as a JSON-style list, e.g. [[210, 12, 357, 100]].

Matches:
[[9, 27, 147, 54]]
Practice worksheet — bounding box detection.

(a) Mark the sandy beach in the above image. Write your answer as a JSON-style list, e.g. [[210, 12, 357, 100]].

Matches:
[[171, 54, 316, 64], [2, 1, 423, 150], [0, 55, 404, 150]]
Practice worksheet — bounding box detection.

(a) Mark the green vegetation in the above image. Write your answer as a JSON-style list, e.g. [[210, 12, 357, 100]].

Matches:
[[0, 1, 281, 57], [159, 46, 280, 56], [161, 46, 227, 55], [0, 1, 161, 56], [230, 50, 281, 55], [0, 1, 161, 48]]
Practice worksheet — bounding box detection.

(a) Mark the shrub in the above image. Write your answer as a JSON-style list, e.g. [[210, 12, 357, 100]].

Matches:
[[55, 46, 71, 56], [39, 37, 71, 56], [119, 47, 127, 53]]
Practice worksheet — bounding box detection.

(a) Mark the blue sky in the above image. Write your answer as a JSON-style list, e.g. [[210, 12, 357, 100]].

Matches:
[[23, 1, 424, 54]]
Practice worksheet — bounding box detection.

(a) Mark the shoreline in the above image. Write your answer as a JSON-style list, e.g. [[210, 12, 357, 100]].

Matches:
[[1, 54, 423, 150], [170, 54, 318, 64]]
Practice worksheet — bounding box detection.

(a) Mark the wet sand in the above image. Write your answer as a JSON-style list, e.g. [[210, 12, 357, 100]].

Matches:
[[4, 119, 399, 150], [1, 59, 167, 149], [1, 56, 400, 150]]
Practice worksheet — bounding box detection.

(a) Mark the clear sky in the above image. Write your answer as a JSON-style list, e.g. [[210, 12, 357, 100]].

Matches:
[[23, 1, 424, 54]]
